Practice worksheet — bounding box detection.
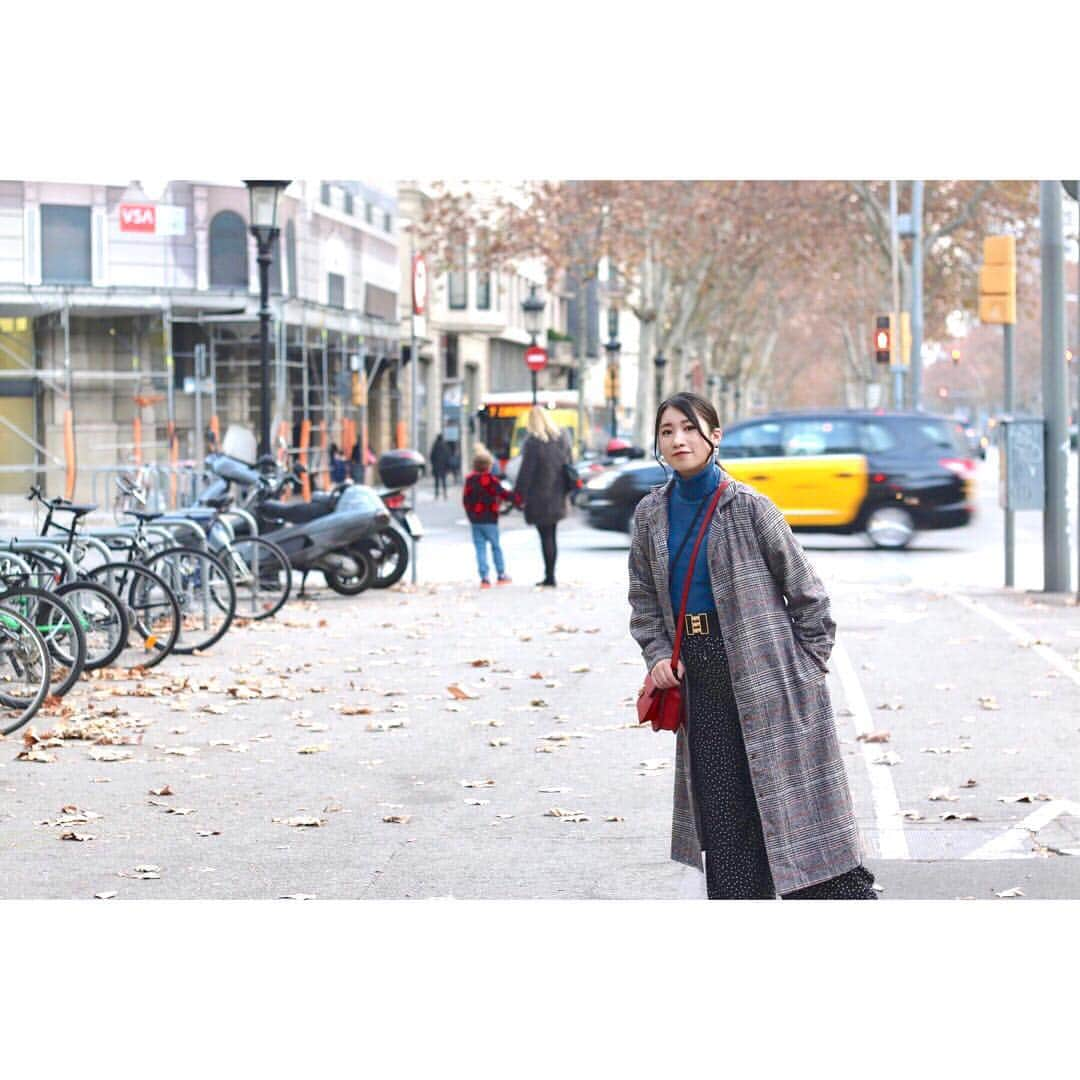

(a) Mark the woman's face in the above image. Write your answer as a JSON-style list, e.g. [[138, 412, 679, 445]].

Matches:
[[657, 406, 721, 478]]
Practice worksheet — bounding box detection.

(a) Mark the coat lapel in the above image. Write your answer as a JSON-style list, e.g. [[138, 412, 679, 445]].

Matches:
[[644, 477, 677, 634]]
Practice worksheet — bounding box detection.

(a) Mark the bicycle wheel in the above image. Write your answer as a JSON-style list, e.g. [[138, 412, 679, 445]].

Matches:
[[354, 526, 409, 589], [143, 547, 236, 654], [86, 562, 181, 669], [0, 607, 51, 736], [220, 536, 292, 620], [0, 586, 86, 698], [55, 580, 129, 671]]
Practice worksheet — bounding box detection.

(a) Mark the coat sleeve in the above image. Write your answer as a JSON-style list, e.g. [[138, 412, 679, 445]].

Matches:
[[513, 437, 536, 499], [750, 494, 836, 670], [628, 499, 673, 673]]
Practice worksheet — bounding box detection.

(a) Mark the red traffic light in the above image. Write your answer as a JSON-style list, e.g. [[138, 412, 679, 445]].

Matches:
[[874, 315, 892, 365]]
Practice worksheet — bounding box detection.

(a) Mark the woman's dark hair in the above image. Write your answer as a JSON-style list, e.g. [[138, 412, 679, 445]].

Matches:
[[653, 391, 721, 467]]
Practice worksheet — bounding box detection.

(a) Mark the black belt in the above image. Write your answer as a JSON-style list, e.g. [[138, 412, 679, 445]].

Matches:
[[683, 610, 718, 636]]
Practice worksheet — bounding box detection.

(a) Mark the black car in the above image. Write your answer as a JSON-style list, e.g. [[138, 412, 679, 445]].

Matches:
[[577, 410, 976, 549]]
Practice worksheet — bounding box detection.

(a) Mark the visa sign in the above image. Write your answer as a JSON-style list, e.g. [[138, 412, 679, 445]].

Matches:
[[119, 203, 156, 232]]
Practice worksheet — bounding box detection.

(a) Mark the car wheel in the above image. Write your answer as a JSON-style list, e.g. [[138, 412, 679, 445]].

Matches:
[[865, 506, 916, 549]]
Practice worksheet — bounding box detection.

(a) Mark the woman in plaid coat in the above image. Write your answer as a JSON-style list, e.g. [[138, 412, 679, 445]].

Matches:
[[627, 392, 877, 900]]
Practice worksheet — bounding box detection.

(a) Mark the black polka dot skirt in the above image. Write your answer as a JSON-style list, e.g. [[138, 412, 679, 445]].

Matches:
[[681, 615, 878, 901]]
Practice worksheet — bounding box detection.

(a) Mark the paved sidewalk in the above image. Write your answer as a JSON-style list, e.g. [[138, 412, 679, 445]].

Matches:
[[2, 514, 1078, 900]]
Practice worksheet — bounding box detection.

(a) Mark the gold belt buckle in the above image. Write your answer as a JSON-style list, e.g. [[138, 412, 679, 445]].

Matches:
[[685, 612, 708, 636]]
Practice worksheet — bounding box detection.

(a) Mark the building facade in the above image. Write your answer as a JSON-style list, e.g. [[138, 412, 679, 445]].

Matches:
[[0, 179, 401, 504]]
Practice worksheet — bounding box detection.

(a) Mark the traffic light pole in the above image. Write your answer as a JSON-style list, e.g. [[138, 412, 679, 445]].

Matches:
[[910, 181, 925, 411], [1003, 321, 1016, 587], [1039, 181, 1071, 592], [889, 181, 904, 409]]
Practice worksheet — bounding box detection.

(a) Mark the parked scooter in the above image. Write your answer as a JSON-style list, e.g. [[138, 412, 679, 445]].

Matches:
[[201, 454, 388, 596]]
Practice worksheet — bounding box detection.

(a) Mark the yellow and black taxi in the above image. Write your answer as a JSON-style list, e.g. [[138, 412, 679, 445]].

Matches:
[[578, 410, 976, 548]]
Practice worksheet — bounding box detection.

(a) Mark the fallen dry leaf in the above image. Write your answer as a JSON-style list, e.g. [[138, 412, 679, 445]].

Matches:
[[17, 748, 57, 763], [164, 747, 198, 757], [871, 751, 903, 766], [279, 893, 316, 900], [960, 779, 978, 789], [469, 658, 491, 668], [939, 812, 980, 821], [382, 814, 411, 824], [978, 696, 1001, 711], [463, 799, 490, 806], [460, 779, 495, 788], [928, 788, 960, 802], [856, 731, 891, 744], [997, 793, 1052, 804], [298, 744, 330, 755], [274, 816, 325, 828], [994, 887, 1024, 898], [94, 891, 117, 900], [59, 831, 93, 841], [88, 748, 133, 763], [570, 665, 591, 674]]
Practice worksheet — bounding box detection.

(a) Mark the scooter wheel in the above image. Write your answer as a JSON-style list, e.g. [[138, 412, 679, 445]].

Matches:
[[324, 549, 375, 596]]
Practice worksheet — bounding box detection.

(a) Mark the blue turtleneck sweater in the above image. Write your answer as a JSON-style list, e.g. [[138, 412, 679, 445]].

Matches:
[[667, 463, 720, 616]]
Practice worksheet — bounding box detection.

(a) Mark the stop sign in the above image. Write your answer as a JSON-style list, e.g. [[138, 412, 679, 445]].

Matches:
[[524, 345, 547, 372]]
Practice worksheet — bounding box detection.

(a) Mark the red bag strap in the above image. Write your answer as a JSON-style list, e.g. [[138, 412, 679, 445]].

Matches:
[[670, 479, 728, 668]]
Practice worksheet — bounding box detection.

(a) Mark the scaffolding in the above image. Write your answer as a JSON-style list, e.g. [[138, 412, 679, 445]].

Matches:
[[0, 291, 402, 508]]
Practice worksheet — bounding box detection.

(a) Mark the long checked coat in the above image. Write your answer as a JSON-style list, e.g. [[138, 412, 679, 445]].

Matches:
[[627, 469, 863, 894]]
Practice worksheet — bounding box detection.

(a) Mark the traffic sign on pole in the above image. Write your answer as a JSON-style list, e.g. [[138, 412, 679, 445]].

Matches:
[[524, 345, 547, 372]]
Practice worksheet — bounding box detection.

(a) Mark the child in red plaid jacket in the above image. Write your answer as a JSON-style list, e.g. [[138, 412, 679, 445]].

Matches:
[[463, 446, 519, 588]]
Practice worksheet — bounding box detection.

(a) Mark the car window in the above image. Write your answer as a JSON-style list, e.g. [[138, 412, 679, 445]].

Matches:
[[860, 421, 897, 453], [719, 421, 783, 459], [883, 418, 969, 455], [782, 418, 860, 456]]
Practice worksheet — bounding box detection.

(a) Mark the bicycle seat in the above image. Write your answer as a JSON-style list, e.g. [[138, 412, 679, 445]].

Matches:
[[123, 509, 166, 523], [50, 502, 97, 518]]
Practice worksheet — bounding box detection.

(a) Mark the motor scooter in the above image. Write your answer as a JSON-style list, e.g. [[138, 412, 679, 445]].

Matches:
[[201, 454, 387, 596]]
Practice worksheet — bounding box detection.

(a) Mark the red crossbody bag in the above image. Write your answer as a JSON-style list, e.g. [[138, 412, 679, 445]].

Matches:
[[636, 480, 728, 732]]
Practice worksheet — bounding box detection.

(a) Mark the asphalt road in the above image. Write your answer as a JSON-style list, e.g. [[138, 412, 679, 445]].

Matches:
[[1, 455, 1078, 900]]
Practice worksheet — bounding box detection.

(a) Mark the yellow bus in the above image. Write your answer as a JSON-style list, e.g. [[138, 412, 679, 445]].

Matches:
[[477, 392, 580, 471]]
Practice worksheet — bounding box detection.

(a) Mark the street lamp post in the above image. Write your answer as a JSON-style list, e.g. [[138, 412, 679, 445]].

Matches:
[[604, 330, 621, 439], [244, 180, 290, 458], [654, 351, 667, 413], [522, 284, 545, 405]]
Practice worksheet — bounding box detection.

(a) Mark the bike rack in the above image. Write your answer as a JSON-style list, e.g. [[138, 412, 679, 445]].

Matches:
[[4, 539, 82, 581]]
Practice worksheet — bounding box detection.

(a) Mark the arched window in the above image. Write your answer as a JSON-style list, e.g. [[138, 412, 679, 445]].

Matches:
[[209, 210, 249, 289]]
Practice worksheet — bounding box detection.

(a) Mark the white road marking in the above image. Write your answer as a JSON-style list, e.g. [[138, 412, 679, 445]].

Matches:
[[962, 800, 1080, 860], [831, 640, 911, 859], [952, 594, 1080, 687]]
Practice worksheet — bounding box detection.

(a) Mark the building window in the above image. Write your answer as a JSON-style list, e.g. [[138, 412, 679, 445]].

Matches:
[[320, 182, 331, 205], [365, 203, 374, 226], [444, 333, 459, 379], [270, 232, 283, 295], [383, 211, 392, 232], [344, 191, 354, 216], [448, 238, 467, 310], [286, 219, 297, 298], [476, 271, 491, 310], [209, 210, 249, 289], [41, 205, 92, 285], [328, 272, 345, 308]]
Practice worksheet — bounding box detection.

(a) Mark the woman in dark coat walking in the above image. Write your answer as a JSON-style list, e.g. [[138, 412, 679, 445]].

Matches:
[[513, 405, 572, 587], [429, 433, 451, 499], [628, 391, 877, 900]]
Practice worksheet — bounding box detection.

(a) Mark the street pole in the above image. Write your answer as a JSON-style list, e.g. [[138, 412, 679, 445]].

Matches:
[[1004, 321, 1016, 587], [889, 181, 904, 409], [410, 233, 418, 451], [193, 343, 205, 462], [910, 180, 925, 411], [1039, 181, 1071, 592], [256, 234, 273, 458], [531, 366, 538, 406]]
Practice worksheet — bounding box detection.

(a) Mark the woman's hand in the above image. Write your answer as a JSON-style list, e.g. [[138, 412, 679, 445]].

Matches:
[[650, 658, 685, 690]]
